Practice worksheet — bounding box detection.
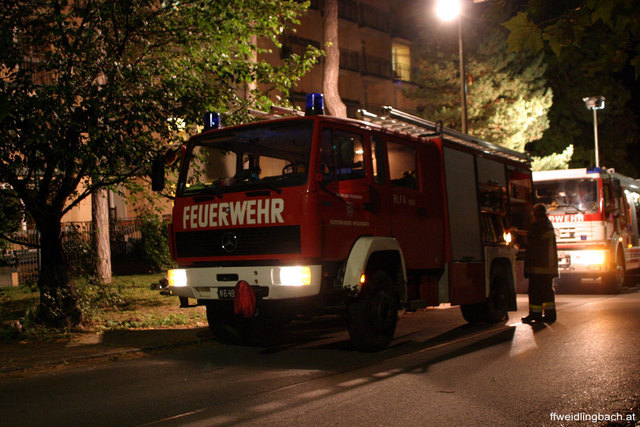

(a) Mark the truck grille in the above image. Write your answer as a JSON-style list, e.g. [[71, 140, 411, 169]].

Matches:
[[175, 226, 301, 258], [555, 227, 577, 243]]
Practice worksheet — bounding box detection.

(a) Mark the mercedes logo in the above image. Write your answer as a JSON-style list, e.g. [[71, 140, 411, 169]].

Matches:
[[221, 231, 238, 253]]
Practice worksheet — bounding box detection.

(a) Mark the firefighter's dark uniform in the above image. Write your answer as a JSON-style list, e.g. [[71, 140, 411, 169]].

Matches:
[[523, 204, 558, 324]]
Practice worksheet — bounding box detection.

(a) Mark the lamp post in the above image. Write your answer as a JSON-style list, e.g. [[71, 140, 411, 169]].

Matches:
[[435, 0, 467, 133], [583, 96, 605, 168]]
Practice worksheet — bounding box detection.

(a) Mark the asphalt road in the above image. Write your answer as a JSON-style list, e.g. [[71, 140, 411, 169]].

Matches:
[[0, 291, 638, 427]]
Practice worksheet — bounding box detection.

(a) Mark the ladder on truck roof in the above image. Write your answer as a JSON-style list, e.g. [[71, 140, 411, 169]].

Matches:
[[359, 106, 529, 164]]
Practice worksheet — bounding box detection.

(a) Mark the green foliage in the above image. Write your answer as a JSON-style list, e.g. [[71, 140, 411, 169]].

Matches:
[[500, 0, 640, 175], [409, 27, 552, 153], [0, 286, 38, 342], [531, 144, 574, 171], [503, 0, 640, 77], [61, 223, 97, 277], [0, 0, 320, 211], [502, 12, 545, 53], [0, 188, 23, 249], [74, 273, 206, 330], [134, 211, 173, 273], [0, 0, 320, 326], [0, 273, 204, 342], [76, 276, 127, 311]]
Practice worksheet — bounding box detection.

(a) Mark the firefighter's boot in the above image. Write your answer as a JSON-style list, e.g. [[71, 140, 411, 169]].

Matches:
[[522, 305, 543, 324], [542, 302, 556, 324]]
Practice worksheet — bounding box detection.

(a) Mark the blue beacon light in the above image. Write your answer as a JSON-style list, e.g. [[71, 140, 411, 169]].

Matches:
[[204, 112, 221, 130], [305, 93, 325, 116]]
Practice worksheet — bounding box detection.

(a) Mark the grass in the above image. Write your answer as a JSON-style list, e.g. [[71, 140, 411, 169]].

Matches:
[[0, 273, 206, 343]]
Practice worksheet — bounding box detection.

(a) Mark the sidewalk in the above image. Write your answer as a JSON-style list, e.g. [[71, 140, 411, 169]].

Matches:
[[0, 326, 211, 377]]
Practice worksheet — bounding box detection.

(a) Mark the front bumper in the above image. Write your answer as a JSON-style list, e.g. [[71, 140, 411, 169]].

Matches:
[[168, 265, 323, 301], [558, 249, 607, 274]]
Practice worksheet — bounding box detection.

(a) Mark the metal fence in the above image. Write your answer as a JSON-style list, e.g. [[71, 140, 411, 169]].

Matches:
[[0, 229, 39, 285], [0, 219, 148, 286]]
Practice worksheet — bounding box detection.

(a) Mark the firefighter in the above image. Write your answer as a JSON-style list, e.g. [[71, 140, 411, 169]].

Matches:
[[523, 203, 558, 324]]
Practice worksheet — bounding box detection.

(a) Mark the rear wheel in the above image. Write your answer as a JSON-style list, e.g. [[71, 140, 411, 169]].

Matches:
[[460, 303, 485, 324], [347, 271, 399, 352], [460, 266, 509, 324], [486, 267, 510, 323]]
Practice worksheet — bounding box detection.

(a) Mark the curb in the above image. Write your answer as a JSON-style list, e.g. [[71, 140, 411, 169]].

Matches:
[[0, 333, 209, 376]]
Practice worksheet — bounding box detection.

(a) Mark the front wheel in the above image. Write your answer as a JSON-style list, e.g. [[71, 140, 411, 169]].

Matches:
[[347, 271, 399, 352], [603, 251, 625, 294], [206, 302, 254, 344]]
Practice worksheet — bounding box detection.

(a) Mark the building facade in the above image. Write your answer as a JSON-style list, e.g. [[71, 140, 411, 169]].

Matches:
[[261, 0, 419, 118]]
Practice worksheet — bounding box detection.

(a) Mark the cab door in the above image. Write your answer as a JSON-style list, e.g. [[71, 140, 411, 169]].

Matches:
[[385, 139, 439, 270], [318, 126, 373, 258]]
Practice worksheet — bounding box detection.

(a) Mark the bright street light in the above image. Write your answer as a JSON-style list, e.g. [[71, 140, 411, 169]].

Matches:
[[583, 96, 605, 168], [435, 0, 467, 133], [435, 0, 462, 22]]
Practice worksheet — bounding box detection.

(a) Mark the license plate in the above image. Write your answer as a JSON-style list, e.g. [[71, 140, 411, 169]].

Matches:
[[558, 255, 571, 268], [217, 287, 235, 299]]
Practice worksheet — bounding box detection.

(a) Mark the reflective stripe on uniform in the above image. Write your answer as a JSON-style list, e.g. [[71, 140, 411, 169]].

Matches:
[[529, 304, 543, 313], [527, 266, 558, 275]]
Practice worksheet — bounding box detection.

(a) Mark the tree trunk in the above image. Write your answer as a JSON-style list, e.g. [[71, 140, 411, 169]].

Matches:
[[37, 214, 82, 327], [92, 188, 112, 284], [249, 34, 258, 94], [323, 0, 347, 118]]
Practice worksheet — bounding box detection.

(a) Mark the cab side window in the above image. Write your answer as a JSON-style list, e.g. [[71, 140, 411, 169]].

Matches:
[[371, 134, 387, 185], [321, 128, 365, 181], [388, 141, 417, 189], [604, 182, 614, 214]]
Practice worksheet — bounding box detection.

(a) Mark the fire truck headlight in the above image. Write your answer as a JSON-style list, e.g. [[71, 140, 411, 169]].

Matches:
[[577, 250, 606, 266], [279, 266, 311, 286], [168, 269, 187, 287]]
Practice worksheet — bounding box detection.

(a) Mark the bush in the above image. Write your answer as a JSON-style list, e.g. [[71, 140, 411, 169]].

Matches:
[[135, 211, 173, 273], [62, 223, 97, 278]]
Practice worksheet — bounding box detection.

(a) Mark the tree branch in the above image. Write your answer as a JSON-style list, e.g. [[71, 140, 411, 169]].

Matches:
[[0, 232, 40, 249]]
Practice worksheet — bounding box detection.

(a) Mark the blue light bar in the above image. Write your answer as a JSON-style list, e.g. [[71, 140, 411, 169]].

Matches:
[[204, 112, 221, 130], [305, 93, 324, 116], [587, 167, 602, 174]]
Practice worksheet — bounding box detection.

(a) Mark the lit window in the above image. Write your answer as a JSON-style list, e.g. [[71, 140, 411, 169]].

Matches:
[[392, 42, 412, 81]]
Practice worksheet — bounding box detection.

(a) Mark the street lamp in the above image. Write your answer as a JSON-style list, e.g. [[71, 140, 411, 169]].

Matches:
[[435, 0, 467, 133], [583, 96, 605, 168]]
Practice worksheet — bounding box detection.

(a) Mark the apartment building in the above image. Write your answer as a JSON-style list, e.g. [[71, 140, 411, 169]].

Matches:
[[261, 0, 419, 118]]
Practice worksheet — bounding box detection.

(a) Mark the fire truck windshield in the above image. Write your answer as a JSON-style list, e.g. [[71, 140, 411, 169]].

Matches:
[[178, 120, 313, 196], [535, 179, 599, 214]]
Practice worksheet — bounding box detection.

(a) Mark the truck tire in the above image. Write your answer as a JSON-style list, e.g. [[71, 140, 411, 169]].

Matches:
[[556, 275, 580, 293], [347, 270, 399, 352], [460, 266, 509, 324], [206, 302, 251, 344], [604, 251, 625, 294], [484, 267, 510, 323], [459, 303, 485, 324]]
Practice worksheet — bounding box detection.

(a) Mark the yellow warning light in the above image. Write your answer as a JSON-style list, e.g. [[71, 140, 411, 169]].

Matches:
[[503, 231, 513, 245], [360, 273, 366, 285]]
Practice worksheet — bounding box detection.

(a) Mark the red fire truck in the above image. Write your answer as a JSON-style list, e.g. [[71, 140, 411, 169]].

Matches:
[[154, 94, 533, 351], [533, 168, 640, 293]]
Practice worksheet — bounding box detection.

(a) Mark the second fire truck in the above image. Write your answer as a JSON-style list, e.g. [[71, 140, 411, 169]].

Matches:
[[155, 94, 534, 351], [533, 167, 640, 293]]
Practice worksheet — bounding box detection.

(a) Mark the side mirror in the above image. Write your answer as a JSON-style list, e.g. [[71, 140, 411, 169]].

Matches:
[[151, 157, 165, 192]]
